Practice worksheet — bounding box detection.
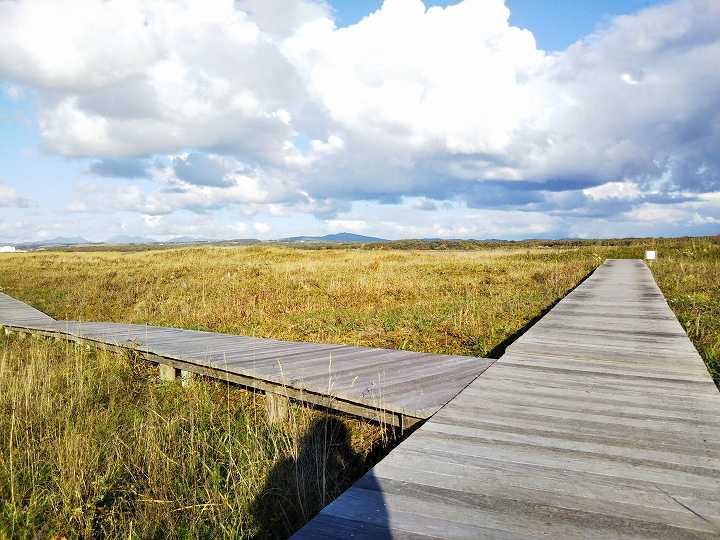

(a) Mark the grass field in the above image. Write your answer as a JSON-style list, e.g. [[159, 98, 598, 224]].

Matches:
[[0, 238, 718, 538], [0, 334, 383, 538], [649, 238, 720, 385], [0, 246, 607, 356]]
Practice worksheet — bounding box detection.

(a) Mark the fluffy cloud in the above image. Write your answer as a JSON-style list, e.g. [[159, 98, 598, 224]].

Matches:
[[583, 182, 642, 202], [253, 222, 272, 234], [524, 0, 720, 191], [69, 176, 299, 216], [286, 0, 543, 155], [172, 153, 238, 187], [284, 0, 720, 206], [0, 184, 32, 208], [325, 219, 369, 233], [1, 0, 315, 164], [1, 0, 719, 237]]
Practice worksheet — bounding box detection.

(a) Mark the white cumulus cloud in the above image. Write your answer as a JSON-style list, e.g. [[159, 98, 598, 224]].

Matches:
[[0, 0, 719, 238]]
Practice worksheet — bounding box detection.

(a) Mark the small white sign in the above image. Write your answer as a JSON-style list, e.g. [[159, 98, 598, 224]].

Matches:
[[645, 250, 656, 260]]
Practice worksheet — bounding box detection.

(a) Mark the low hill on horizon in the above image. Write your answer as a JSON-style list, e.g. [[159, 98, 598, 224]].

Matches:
[[277, 232, 387, 243]]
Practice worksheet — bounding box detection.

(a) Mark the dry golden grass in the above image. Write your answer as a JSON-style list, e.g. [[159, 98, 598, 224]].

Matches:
[[1, 240, 717, 538], [0, 333, 383, 538], [0, 245, 608, 538], [650, 238, 720, 386], [0, 246, 603, 356]]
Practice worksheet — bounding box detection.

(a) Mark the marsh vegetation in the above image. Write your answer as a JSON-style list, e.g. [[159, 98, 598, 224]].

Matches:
[[0, 238, 717, 538], [649, 238, 720, 385], [0, 246, 602, 356], [0, 333, 383, 538]]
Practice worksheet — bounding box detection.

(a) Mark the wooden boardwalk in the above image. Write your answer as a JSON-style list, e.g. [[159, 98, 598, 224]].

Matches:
[[294, 259, 720, 538], [0, 292, 55, 326], [0, 294, 491, 427]]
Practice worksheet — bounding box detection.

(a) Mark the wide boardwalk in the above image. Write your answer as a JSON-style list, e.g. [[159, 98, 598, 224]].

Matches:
[[0, 293, 491, 427], [294, 259, 720, 539]]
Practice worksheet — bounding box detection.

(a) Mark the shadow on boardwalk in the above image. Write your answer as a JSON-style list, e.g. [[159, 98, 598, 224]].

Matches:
[[251, 417, 388, 539]]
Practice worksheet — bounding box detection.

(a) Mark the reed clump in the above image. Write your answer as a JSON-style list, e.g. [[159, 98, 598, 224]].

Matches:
[[0, 333, 383, 538]]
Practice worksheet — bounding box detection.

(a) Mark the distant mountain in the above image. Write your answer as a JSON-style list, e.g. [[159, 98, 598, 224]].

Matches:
[[106, 235, 153, 244], [14, 232, 386, 249], [19, 236, 91, 247], [279, 232, 387, 243], [217, 238, 262, 245]]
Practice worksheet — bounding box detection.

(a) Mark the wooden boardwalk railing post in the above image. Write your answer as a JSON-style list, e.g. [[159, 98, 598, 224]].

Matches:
[[158, 363, 179, 381], [266, 392, 289, 423]]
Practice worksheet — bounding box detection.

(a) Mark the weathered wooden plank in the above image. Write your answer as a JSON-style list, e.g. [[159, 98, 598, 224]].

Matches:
[[0, 297, 490, 421], [0, 292, 55, 325], [311, 482, 717, 539], [294, 260, 720, 539]]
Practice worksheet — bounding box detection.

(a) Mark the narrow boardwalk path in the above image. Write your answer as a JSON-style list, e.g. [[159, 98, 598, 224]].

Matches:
[[294, 260, 720, 539], [0, 294, 491, 426], [0, 291, 55, 326]]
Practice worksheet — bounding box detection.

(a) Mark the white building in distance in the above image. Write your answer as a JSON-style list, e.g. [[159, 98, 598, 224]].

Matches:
[[0, 246, 17, 253]]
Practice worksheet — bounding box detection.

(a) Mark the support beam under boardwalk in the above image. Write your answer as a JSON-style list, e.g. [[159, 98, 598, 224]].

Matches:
[[158, 363, 178, 381], [266, 392, 289, 423]]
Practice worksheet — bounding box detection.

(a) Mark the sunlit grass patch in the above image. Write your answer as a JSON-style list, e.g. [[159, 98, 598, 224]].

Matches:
[[0, 334, 384, 538], [0, 246, 602, 357]]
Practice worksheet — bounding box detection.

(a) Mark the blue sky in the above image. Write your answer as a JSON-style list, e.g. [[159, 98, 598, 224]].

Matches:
[[332, 0, 659, 49], [1, 0, 719, 243]]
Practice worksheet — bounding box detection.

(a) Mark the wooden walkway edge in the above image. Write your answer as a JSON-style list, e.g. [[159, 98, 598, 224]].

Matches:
[[293, 259, 720, 538], [0, 294, 492, 428]]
